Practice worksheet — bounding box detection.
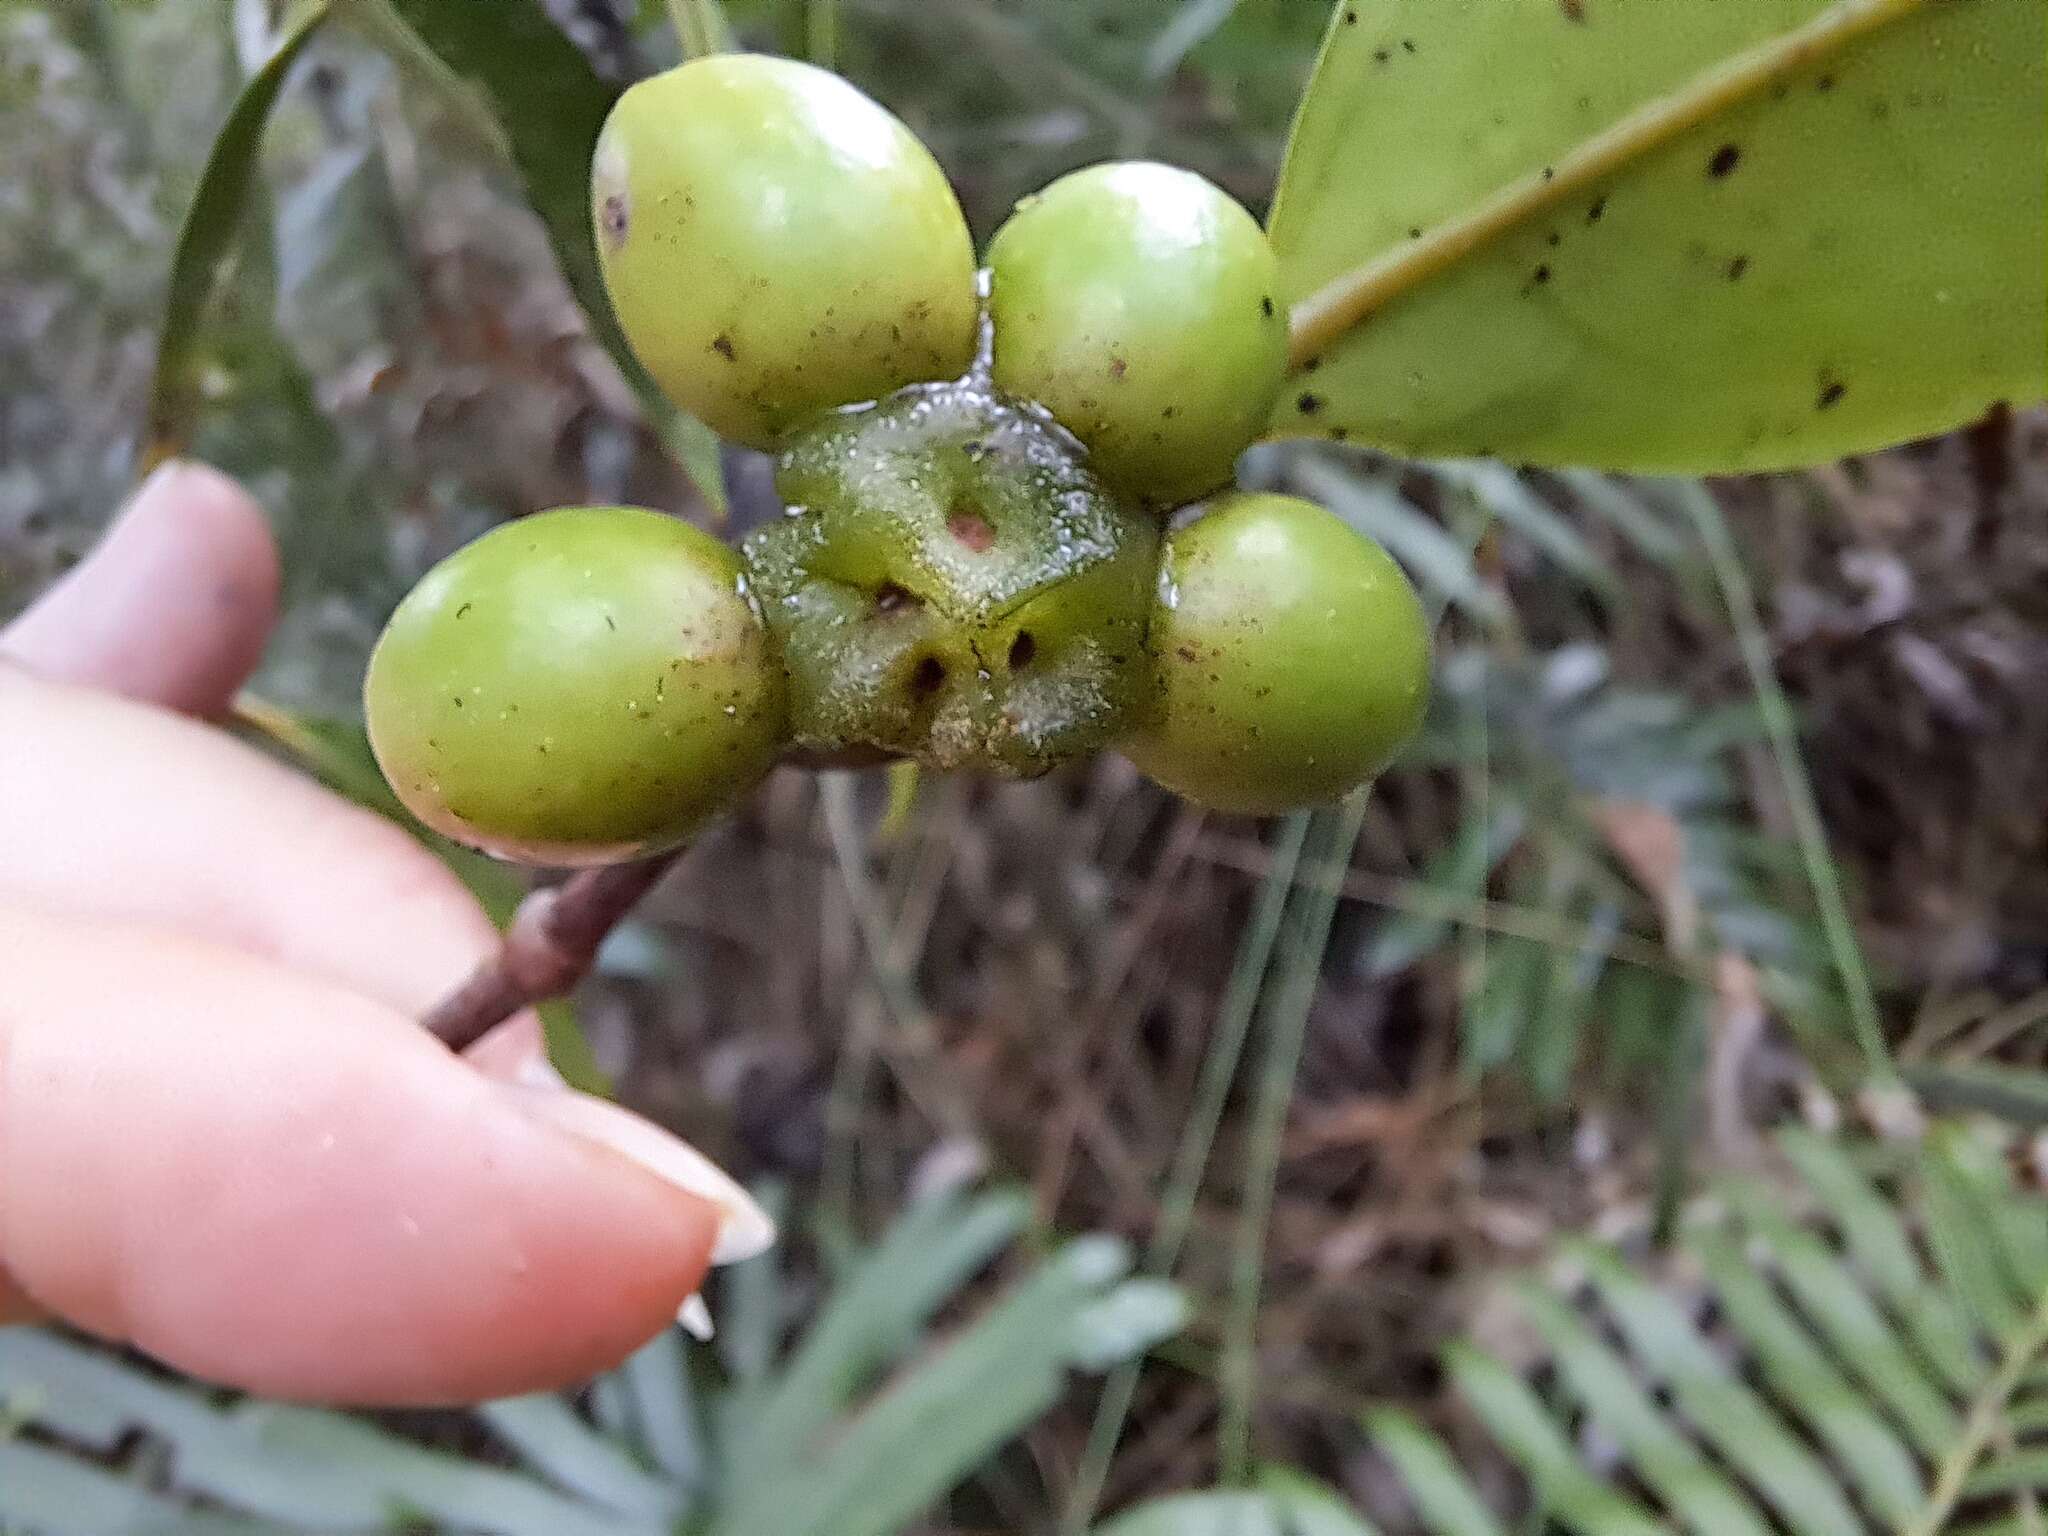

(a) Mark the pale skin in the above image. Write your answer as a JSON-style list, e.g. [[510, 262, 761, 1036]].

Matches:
[[0, 462, 769, 1406]]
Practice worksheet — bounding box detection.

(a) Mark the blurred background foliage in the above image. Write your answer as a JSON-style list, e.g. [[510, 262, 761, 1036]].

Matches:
[[4, 0, 2048, 1530]]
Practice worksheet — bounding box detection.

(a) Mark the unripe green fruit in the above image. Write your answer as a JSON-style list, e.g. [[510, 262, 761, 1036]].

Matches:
[[1124, 494, 1429, 814], [986, 161, 1288, 509], [744, 379, 1158, 776], [365, 507, 786, 866], [593, 54, 978, 451]]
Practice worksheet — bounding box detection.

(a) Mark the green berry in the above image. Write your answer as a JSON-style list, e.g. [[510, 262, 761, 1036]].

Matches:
[[744, 378, 1158, 776], [592, 54, 979, 451], [365, 507, 786, 865], [986, 161, 1288, 508], [1123, 493, 1429, 814]]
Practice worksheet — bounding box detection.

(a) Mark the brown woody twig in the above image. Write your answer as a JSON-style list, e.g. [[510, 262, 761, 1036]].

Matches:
[[422, 848, 685, 1052]]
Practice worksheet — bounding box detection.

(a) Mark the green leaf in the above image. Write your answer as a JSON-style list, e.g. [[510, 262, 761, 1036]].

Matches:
[[345, 0, 726, 511], [1443, 1344, 1666, 1536], [717, 1236, 1157, 1536], [1266, 0, 2047, 471], [146, 2, 330, 468], [230, 701, 609, 1093], [0, 1442, 276, 1536], [0, 1332, 641, 1536], [1572, 1241, 1866, 1536], [1094, 1481, 1379, 1536], [476, 1394, 684, 1520], [1686, 1221, 1926, 1525], [721, 1187, 1031, 1482], [1511, 1281, 1775, 1536], [1364, 1408, 1505, 1536], [1720, 1176, 1961, 1458]]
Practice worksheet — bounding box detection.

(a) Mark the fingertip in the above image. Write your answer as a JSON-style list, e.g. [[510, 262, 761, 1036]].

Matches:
[[0, 460, 280, 717], [0, 910, 723, 1404]]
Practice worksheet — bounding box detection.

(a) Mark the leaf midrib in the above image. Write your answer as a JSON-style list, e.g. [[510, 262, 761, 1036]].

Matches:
[[1281, 0, 1933, 373]]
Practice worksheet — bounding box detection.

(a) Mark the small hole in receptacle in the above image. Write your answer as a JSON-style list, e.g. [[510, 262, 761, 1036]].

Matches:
[[874, 581, 917, 614], [910, 656, 947, 694], [946, 505, 996, 552], [1008, 631, 1037, 670]]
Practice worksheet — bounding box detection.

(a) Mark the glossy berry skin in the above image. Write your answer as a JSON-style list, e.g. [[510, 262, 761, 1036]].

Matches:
[[744, 379, 1158, 776], [365, 507, 786, 866], [986, 162, 1288, 509], [1123, 494, 1429, 814], [593, 54, 978, 451]]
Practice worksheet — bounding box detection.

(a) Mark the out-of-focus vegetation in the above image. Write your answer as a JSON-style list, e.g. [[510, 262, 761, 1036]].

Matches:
[[5, 1, 2048, 1530]]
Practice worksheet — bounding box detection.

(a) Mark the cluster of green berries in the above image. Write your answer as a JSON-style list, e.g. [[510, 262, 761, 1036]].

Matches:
[[365, 55, 1430, 866]]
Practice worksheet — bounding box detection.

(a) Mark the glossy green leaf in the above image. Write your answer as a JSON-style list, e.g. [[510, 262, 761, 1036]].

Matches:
[[346, 0, 726, 511], [1267, 0, 2047, 470], [145, 3, 329, 468], [231, 700, 609, 1093]]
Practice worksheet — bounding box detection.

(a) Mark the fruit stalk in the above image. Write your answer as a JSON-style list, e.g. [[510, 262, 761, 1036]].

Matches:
[[421, 849, 683, 1051]]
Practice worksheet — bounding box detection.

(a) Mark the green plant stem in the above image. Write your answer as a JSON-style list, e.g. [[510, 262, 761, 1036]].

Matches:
[[666, 0, 729, 58], [807, 0, 838, 67], [1907, 1282, 2048, 1536], [818, 774, 976, 1152], [1674, 480, 1891, 1079], [1220, 798, 1369, 1482], [1062, 812, 1312, 1534]]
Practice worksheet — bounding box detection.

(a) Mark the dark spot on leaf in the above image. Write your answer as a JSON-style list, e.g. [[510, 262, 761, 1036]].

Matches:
[[1296, 392, 1324, 415], [452, 696, 463, 708], [1818, 379, 1847, 410], [1547, 231, 1561, 247], [1727, 254, 1750, 281], [1587, 195, 1607, 222], [1176, 644, 1200, 663], [1402, 38, 1416, 52], [1260, 294, 1276, 318], [712, 334, 737, 361], [1303, 355, 1321, 373], [1817, 73, 1836, 91], [456, 602, 472, 619], [1373, 47, 1390, 64], [1331, 426, 1350, 442], [1560, 0, 1585, 19], [1408, 226, 1422, 239], [1708, 142, 1741, 177], [604, 614, 617, 631], [1533, 264, 1552, 283], [1008, 631, 1036, 669], [1342, 7, 1358, 21], [1541, 165, 1555, 181]]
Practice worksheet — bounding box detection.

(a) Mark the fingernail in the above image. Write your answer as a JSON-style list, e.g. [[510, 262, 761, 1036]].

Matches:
[[677, 1294, 715, 1341], [503, 1087, 776, 1265]]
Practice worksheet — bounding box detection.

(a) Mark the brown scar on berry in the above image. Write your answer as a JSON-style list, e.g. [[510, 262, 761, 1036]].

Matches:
[[711, 334, 737, 361], [600, 192, 631, 248], [947, 508, 997, 551]]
